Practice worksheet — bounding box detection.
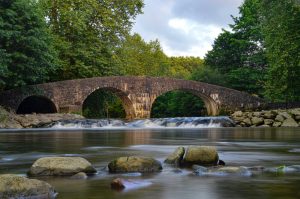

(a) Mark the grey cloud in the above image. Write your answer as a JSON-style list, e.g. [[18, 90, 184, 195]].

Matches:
[[172, 0, 243, 26], [133, 0, 243, 56]]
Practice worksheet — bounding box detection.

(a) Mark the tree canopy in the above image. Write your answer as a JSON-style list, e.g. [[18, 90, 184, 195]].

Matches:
[[0, 0, 57, 90], [39, 0, 144, 80]]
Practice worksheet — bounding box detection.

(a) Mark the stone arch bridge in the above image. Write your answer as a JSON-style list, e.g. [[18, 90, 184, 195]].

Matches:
[[0, 76, 264, 119]]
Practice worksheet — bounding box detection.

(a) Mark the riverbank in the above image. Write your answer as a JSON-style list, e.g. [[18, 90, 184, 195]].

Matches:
[[0, 106, 83, 128], [231, 108, 300, 127]]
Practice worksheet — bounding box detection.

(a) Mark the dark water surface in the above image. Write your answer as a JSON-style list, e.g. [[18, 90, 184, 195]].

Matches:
[[1, 127, 300, 199]]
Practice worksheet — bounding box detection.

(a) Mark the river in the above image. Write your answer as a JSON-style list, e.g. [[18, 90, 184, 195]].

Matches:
[[0, 118, 300, 199]]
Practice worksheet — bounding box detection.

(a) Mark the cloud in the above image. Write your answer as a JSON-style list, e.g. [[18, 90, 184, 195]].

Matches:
[[132, 0, 243, 57], [172, 0, 243, 26]]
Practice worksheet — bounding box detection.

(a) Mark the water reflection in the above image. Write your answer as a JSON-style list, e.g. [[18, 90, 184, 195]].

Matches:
[[0, 127, 300, 199]]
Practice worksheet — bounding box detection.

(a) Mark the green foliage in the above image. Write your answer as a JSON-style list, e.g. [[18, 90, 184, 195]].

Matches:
[[0, 0, 57, 90], [169, 56, 203, 79], [205, 31, 243, 73], [204, 0, 267, 96], [190, 65, 226, 86], [39, 0, 144, 80], [151, 91, 206, 118], [114, 33, 170, 76], [82, 90, 125, 119], [204, 0, 300, 101], [226, 67, 266, 95], [260, 0, 300, 101]]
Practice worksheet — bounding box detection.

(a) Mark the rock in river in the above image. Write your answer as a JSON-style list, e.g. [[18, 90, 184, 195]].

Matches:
[[111, 178, 152, 191], [108, 156, 162, 173], [70, 172, 88, 180], [164, 147, 185, 165], [0, 174, 57, 199], [194, 166, 252, 177], [28, 157, 97, 176], [182, 146, 219, 166]]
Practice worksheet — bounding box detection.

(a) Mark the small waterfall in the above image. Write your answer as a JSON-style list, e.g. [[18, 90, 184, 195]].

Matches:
[[47, 117, 235, 129]]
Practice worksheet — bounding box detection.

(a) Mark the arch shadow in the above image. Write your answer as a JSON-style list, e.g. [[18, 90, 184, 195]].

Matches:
[[82, 87, 136, 119], [151, 89, 219, 117], [17, 96, 57, 114]]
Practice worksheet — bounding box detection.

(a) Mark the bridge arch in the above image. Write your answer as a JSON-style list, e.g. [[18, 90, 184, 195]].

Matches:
[[16, 95, 57, 114], [151, 88, 220, 117], [82, 87, 136, 119]]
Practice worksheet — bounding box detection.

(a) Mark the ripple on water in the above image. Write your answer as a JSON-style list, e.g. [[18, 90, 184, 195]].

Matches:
[[289, 148, 300, 153], [1, 157, 15, 162], [81, 146, 119, 151]]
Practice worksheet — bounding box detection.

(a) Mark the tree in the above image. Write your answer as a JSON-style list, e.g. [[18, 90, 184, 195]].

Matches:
[[260, 0, 300, 101], [204, 0, 267, 96], [0, 0, 57, 90], [169, 56, 203, 79], [83, 90, 125, 119], [114, 33, 170, 76], [151, 91, 206, 118], [39, 0, 144, 80], [190, 65, 226, 86]]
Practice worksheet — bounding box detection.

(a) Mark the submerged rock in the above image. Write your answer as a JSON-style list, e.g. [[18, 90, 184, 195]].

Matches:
[[111, 178, 152, 191], [28, 157, 96, 176], [182, 146, 219, 167], [193, 165, 209, 175], [194, 166, 252, 177], [265, 165, 300, 173], [216, 166, 251, 176], [108, 156, 162, 173], [164, 147, 185, 165], [0, 174, 57, 199], [70, 172, 88, 180]]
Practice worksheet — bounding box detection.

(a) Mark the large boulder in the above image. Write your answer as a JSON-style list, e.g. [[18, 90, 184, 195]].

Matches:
[[232, 111, 243, 118], [242, 118, 252, 126], [264, 119, 274, 125], [251, 117, 264, 126], [278, 112, 292, 119], [263, 111, 276, 119], [0, 174, 57, 199], [182, 146, 219, 166], [164, 147, 185, 165], [108, 156, 162, 173], [28, 157, 96, 176], [275, 114, 285, 122], [290, 109, 300, 117], [281, 118, 299, 127], [273, 122, 282, 127]]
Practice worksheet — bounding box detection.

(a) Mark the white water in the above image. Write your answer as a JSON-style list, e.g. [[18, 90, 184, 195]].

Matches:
[[48, 117, 235, 129]]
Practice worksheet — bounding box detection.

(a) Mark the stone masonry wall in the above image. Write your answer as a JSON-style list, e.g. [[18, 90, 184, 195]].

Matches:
[[0, 76, 265, 119]]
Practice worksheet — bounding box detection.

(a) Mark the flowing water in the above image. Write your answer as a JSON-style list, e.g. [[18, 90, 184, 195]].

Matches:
[[0, 117, 300, 199]]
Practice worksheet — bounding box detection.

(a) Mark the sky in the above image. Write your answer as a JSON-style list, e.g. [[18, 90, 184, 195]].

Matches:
[[132, 0, 243, 58]]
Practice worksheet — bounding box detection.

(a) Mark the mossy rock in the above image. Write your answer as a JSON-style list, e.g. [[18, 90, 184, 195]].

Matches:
[[164, 147, 185, 165], [182, 146, 219, 166], [28, 157, 96, 176], [0, 174, 57, 199], [108, 156, 162, 173]]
